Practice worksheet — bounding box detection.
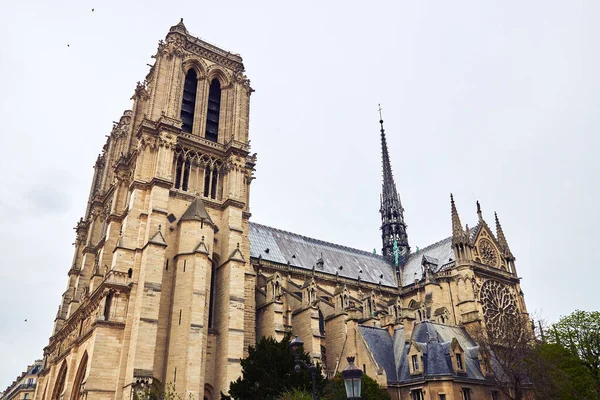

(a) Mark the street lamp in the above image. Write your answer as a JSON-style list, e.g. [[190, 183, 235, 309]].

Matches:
[[342, 357, 362, 399], [289, 335, 317, 400]]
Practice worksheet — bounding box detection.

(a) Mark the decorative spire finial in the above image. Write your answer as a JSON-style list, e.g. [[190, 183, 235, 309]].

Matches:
[[476, 200, 483, 221], [378, 104, 409, 266]]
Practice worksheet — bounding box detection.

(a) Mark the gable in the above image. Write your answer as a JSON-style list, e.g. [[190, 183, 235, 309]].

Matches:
[[472, 224, 509, 271]]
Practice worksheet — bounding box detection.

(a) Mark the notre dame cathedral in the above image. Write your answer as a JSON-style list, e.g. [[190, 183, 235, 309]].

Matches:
[[34, 21, 529, 400]]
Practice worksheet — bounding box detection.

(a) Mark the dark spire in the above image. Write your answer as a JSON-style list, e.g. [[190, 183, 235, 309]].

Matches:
[[378, 104, 409, 267]]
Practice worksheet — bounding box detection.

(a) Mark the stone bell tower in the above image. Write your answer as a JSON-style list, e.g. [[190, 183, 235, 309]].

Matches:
[[38, 20, 256, 400]]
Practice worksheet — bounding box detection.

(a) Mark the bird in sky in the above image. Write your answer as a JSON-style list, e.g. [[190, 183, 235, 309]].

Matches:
[[92, 8, 94, 12], [24, 319, 27, 322]]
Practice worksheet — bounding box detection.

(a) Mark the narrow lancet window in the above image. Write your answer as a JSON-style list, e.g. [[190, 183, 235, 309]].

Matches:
[[204, 166, 211, 197], [181, 69, 198, 133], [205, 79, 221, 142], [174, 155, 190, 191]]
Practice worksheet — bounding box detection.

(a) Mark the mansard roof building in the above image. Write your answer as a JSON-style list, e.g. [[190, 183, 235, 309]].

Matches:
[[33, 21, 530, 400]]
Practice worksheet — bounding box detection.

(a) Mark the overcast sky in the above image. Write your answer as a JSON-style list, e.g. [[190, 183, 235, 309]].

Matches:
[[1, 0, 598, 388]]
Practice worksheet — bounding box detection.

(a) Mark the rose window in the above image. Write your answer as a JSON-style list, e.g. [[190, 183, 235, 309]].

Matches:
[[479, 238, 498, 267], [479, 280, 517, 333]]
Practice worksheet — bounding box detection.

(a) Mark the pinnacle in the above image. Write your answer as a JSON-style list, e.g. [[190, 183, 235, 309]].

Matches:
[[170, 18, 188, 34], [451, 194, 464, 235], [494, 212, 510, 252]]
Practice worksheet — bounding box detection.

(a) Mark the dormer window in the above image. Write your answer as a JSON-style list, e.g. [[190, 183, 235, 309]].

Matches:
[[408, 341, 423, 375], [451, 338, 466, 374], [411, 354, 419, 371]]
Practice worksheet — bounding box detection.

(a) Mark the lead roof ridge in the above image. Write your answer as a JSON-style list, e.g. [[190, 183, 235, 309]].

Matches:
[[249, 221, 391, 262]]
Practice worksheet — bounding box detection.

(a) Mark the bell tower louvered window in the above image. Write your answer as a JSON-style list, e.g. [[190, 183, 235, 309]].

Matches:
[[205, 79, 221, 142], [181, 69, 198, 133]]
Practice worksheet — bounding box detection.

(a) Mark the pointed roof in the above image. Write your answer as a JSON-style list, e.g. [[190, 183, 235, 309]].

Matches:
[[195, 236, 210, 255], [148, 229, 167, 247], [494, 212, 513, 257], [169, 18, 188, 34], [450, 194, 467, 246], [180, 197, 214, 226], [379, 112, 404, 216], [378, 105, 409, 263], [228, 243, 246, 262]]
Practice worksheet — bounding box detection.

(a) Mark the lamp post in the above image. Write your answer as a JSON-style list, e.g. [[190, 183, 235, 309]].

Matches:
[[342, 357, 362, 399], [289, 335, 317, 400]]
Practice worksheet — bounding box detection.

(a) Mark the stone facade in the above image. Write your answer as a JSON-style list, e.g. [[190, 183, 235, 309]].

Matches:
[[33, 21, 531, 400]]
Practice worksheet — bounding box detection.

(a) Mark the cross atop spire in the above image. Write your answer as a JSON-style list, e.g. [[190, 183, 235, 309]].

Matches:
[[378, 104, 409, 267]]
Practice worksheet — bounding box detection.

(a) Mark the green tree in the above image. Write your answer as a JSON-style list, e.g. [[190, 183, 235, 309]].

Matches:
[[226, 333, 325, 400], [276, 388, 313, 400], [549, 310, 600, 396], [534, 342, 598, 399], [321, 373, 391, 400]]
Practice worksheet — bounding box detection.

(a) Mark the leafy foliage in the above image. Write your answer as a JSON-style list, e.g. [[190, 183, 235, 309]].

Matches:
[[276, 388, 313, 400], [321, 373, 391, 400], [534, 342, 599, 399], [549, 310, 600, 397], [226, 333, 325, 400]]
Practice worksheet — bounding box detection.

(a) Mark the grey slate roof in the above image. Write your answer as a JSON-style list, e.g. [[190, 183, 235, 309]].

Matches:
[[358, 326, 396, 377], [249, 222, 398, 287], [359, 321, 488, 385], [401, 237, 454, 286]]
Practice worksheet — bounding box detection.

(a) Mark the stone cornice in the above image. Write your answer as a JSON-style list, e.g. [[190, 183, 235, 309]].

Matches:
[[168, 31, 245, 73], [46, 270, 132, 355], [178, 133, 225, 155]]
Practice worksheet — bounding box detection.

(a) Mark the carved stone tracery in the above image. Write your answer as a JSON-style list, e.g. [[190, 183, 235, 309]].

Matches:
[[479, 280, 518, 333]]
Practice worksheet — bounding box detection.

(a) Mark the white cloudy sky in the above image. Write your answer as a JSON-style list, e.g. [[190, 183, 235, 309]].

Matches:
[[1, 0, 598, 388]]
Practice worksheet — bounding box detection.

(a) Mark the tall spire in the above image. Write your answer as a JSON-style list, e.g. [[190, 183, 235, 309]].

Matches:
[[378, 104, 409, 267]]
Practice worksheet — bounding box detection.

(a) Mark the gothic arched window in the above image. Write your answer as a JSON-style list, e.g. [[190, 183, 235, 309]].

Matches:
[[70, 352, 88, 400], [51, 362, 67, 400], [205, 79, 221, 142], [181, 69, 198, 133], [203, 165, 219, 200], [103, 293, 113, 321], [174, 155, 190, 191], [318, 309, 325, 336]]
